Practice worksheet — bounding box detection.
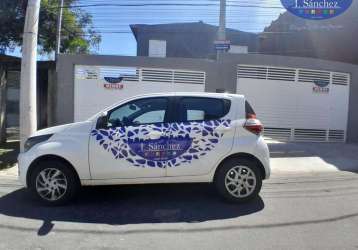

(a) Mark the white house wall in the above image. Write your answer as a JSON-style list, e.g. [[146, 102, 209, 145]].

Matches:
[[236, 65, 350, 142]]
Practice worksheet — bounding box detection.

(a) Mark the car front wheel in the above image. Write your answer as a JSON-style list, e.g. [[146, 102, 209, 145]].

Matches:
[[215, 158, 262, 203], [28, 160, 80, 205]]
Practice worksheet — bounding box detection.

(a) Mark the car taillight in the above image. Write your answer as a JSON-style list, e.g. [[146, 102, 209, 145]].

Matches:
[[244, 118, 263, 135]]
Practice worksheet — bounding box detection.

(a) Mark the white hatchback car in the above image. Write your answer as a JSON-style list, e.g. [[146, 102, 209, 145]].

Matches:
[[18, 92, 270, 205]]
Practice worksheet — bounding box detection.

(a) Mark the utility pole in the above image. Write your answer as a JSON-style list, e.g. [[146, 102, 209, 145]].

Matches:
[[0, 66, 7, 143], [55, 0, 64, 60], [218, 0, 226, 41], [20, 0, 41, 151], [216, 0, 227, 60]]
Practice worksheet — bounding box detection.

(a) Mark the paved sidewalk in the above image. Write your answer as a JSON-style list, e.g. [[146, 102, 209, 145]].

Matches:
[[0, 165, 18, 179], [0, 140, 19, 170], [269, 141, 358, 174]]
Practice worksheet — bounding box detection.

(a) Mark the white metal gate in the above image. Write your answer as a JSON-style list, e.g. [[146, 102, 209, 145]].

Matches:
[[74, 65, 205, 121], [237, 65, 350, 142]]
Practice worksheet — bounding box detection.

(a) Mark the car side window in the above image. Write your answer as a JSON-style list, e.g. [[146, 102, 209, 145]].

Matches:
[[133, 110, 166, 124], [177, 97, 231, 122], [107, 97, 169, 127]]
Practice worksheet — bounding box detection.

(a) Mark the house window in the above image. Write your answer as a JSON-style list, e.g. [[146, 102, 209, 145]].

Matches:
[[149, 40, 167, 58]]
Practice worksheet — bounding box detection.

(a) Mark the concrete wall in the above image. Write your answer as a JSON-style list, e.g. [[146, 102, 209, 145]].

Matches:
[[56, 54, 358, 143]]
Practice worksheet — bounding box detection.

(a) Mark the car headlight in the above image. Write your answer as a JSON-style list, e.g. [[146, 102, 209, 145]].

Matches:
[[24, 134, 53, 152]]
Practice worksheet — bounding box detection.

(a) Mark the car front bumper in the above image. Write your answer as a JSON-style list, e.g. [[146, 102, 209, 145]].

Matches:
[[17, 152, 32, 187]]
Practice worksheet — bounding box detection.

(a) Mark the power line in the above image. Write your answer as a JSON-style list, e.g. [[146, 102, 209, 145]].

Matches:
[[53, 3, 284, 9], [56, 0, 290, 54]]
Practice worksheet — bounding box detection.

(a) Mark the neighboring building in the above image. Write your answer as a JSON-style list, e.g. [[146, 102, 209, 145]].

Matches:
[[130, 22, 259, 59], [0, 54, 55, 142], [259, 1, 358, 65]]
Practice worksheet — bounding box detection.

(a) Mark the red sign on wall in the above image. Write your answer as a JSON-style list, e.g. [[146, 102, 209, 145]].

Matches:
[[104, 83, 124, 90]]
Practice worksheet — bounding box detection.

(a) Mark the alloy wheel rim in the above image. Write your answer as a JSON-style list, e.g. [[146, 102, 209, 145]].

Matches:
[[35, 168, 68, 201], [225, 165, 257, 198]]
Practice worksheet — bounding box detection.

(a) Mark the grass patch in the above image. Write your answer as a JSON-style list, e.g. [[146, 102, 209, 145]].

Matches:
[[0, 141, 19, 170]]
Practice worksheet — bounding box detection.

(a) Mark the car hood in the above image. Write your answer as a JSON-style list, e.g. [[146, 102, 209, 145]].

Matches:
[[30, 123, 75, 137]]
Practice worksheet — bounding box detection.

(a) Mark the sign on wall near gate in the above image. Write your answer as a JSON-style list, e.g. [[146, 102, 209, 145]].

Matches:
[[101, 67, 137, 90], [103, 77, 124, 90], [313, 79, 330, 94]]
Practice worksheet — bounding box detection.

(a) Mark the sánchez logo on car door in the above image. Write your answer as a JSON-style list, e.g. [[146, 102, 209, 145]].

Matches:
[[128, 136, 193, 161], [91, 119, 231, 168]]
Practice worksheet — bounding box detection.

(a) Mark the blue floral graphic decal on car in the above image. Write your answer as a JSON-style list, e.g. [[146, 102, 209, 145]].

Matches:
[[91, 119, 231, 168]]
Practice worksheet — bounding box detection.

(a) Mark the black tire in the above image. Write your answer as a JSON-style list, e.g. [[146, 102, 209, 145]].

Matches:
[[28, 160, 80, 206], [215, 158, 262, 203]]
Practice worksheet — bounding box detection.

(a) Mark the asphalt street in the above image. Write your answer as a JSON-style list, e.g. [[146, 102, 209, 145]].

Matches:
[[0, 143, 357, 250]]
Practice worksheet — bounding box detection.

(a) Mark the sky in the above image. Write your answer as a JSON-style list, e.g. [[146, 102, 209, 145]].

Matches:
[[10, 0, 286, 59]]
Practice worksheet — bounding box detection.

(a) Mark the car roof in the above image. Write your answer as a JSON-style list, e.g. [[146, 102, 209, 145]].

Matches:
[[129, 92, 244, 99], [89, 92, 244, 120]]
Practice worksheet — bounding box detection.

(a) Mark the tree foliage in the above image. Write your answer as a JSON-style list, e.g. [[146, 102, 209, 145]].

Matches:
[[0, 0, 101, 55]]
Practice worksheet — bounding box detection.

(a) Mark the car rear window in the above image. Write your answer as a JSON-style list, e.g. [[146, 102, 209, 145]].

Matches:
[[245, 100, 256, 119]]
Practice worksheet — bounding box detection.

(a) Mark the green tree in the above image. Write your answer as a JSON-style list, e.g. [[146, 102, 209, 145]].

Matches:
[[0, 0, 101, 55]]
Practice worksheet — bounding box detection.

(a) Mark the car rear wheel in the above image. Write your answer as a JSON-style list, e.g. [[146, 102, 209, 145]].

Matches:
[[215, 158, 262, 203], [28, 160, 80, 206]]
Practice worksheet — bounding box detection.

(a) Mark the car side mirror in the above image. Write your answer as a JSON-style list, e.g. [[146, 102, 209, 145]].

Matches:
[[96, 114, 108, 129]]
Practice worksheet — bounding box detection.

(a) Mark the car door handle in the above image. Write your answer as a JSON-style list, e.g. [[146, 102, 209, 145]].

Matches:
[[146, 131, 164, 140], [214, 126, 232, 133]]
